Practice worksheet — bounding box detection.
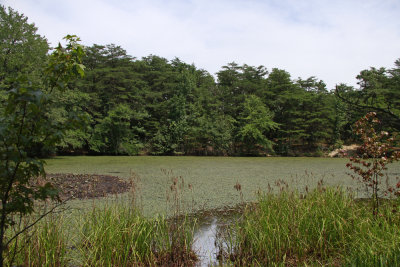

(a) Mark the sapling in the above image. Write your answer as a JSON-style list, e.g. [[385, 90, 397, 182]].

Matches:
[[346, 112, 400, 217]]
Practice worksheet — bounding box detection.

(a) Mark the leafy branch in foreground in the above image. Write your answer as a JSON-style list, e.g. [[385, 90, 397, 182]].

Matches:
[[0, 35, 85, 267], [346, 112, 400, 217]]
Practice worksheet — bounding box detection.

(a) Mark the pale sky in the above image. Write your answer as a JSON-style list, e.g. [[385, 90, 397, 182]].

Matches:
[[3, 0, 400, 89]]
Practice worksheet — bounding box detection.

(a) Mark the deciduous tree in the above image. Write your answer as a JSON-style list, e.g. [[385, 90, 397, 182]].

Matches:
[[237, 95, 278, 155], [0, 35, 84, 266]]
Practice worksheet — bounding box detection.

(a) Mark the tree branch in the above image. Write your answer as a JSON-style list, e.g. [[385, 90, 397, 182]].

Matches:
[[335, 88, 400, 130], [5, 198, 70, 247]]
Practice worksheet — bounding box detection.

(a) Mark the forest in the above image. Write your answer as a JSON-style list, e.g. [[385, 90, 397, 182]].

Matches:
[[1, 6, 399, 157]]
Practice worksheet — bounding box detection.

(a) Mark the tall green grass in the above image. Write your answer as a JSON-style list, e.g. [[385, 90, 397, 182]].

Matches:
[[78, 202, 197, 266], [79, 203, 157, 266], [5, 202, 197, 266], [6, 215, 68, 267], [225, 187, 400, 266], [6, 185, 400, 266]]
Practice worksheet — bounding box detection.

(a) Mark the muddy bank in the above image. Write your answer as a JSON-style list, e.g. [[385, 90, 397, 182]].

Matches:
[[40, 173, 132, 200]]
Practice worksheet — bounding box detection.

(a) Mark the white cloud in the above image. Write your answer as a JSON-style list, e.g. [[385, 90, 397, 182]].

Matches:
[[3, 0, 400, 89]]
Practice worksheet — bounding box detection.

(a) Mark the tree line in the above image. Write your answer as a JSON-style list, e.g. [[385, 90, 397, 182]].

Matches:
[[1, 5, 399, 156]]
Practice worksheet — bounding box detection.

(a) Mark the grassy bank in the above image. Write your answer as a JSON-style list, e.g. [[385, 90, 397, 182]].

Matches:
[[6, 187, 400, 266], [221, 187, 400, 266], [6, 202, 197, 266]]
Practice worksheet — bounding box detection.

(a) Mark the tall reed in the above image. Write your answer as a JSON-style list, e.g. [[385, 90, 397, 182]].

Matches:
[[226, 187, 400, 266], [5, 214, 68, 267], [78, 201, 197, 266]]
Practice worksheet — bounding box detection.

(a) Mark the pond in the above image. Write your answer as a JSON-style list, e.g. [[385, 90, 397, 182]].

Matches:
[[45, 156, 400, 217]]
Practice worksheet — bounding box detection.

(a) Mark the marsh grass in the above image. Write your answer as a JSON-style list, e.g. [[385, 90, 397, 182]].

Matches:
[[6, 201, 197, 267], [79, 203, 153, 266], [76, 171, 198, 266], [5, 171, 197, 266], [77, 200, 197, 266], [221, 187, 400, 266], [5, 214, 68, 267], [6, 187, 400, 267]]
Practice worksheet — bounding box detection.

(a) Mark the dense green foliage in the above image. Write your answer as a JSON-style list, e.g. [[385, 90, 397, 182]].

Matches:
[[60, 46, 400, 156], [63, 47, 399, 156], [336, 61, 400, 132], [0, 6, 86, 266], [1, 5, 399, 156], [0, 35, 85, 267], [0, 6, 49, 82]]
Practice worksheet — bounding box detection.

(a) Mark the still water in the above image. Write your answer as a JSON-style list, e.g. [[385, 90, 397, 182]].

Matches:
[[192, 210, 240, 267]]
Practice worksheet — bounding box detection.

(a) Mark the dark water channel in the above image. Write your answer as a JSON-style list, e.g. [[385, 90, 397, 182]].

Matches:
[[192, 210, 240, 267]]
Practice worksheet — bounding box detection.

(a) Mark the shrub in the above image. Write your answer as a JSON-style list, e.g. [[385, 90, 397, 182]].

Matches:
[[346, 112, 400, 217]]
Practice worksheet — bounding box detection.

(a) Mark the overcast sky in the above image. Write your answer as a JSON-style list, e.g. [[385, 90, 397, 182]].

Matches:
[[3, 0, 400, 89]]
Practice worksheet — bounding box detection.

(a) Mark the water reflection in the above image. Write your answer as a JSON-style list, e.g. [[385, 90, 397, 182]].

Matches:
[[193, 217, 218, 266], [192, 210, 240, 267]]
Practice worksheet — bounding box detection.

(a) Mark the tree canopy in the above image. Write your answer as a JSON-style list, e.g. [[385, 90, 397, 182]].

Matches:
[[1, 4, 399, 157], [0, 5, 49, 82]]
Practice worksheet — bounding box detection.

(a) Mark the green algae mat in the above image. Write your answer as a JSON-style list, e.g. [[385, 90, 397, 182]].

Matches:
[[45, 156, 400, 216]]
